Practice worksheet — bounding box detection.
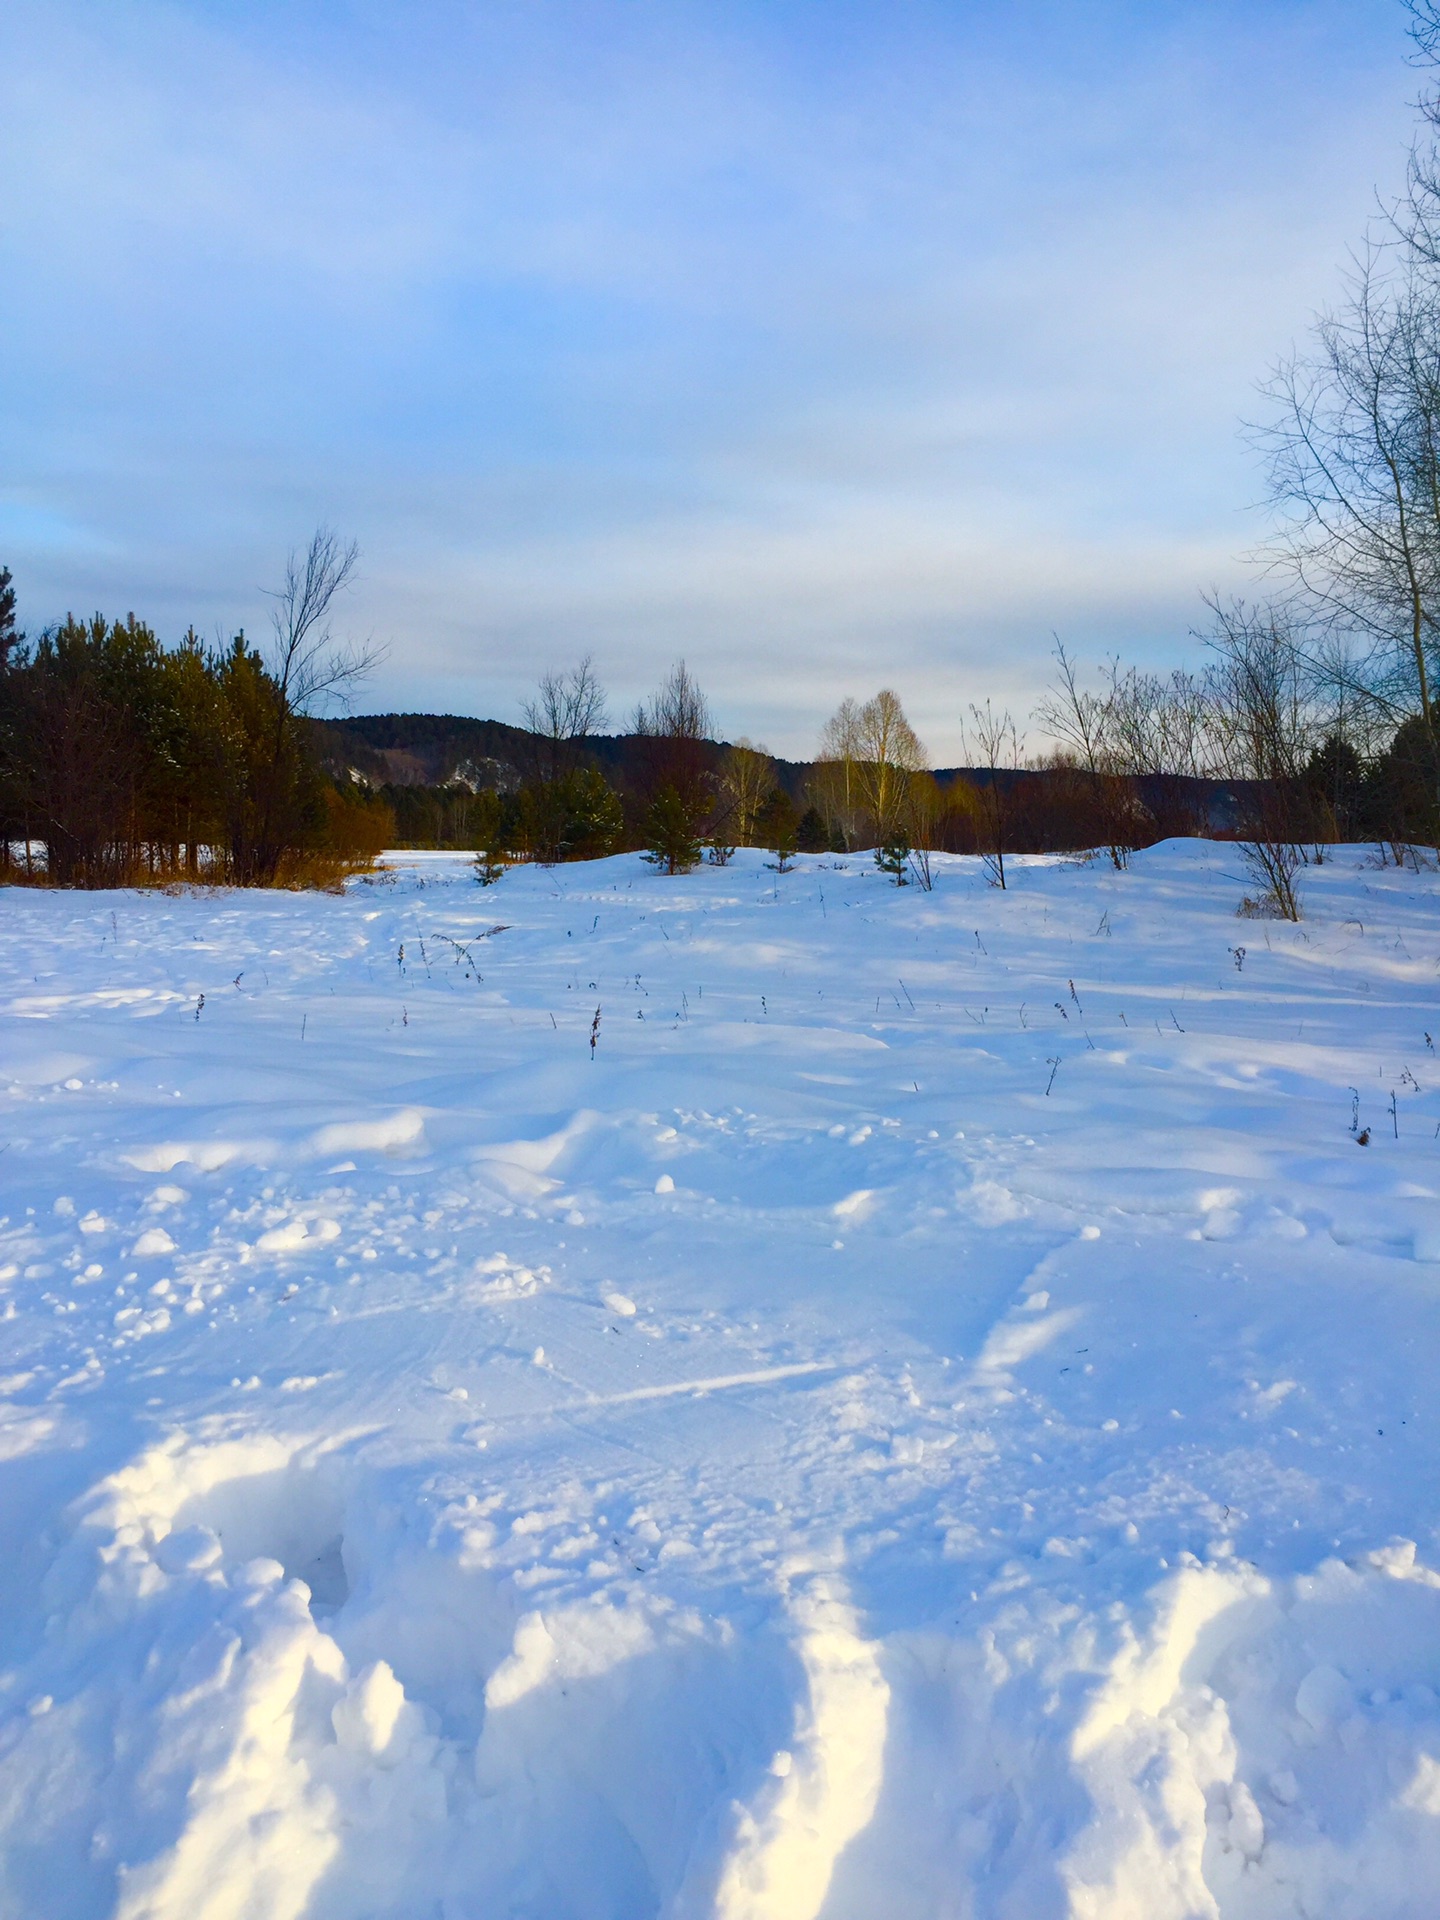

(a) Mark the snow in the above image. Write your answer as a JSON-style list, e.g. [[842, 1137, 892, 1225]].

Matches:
[[1, 841, 1440, 1917]]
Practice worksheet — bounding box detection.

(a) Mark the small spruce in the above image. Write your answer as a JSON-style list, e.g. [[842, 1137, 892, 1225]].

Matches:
[[875, 833, 911, 885], [642, 786, 702, 874], [756, 788, 799, 872]]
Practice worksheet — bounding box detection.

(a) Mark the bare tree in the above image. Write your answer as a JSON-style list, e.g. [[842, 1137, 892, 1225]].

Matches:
[[817, 697, 862, 765], [812, 697, 864, 847], [631, 660, 714, 839], [1204, 600, 1319, 920], [718, 738, 775, 845], [967, 701, 1023, 888], [264, 527, 377, 718], [249, 526, 378, 881], [517, 656, 611, 862], [902, 772, 946, 890], [633, 659, 711, 742], [1273, 2, 1440, 839], [523, 655, 609, 784], [1392, 3, 1440, 266], [1105, 661, 1210, 838], [1037, 641, 1113, 777], [851, 690, 926, 842], [814, 690, 924, 846], [1258, 247, 1440, 733], [1036, 641, 1139, 867]]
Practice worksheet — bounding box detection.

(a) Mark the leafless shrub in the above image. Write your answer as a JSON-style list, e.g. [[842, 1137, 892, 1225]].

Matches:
[[902, 773, 945, 890], [1203, 600, 1321, 920], [967, 701, 1024, 888]]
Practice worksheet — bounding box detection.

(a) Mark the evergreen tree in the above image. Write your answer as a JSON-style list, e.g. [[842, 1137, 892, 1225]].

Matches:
[[0, 566, 20, 874], [559, 767, 625, 859], [215, 634, 326, 883], [1304, 732, 1365, 841], [755, 787, 799, 869], [0, 566, 19, 671], [796, 806, 834, 853], [1369, 715, 1440, 848], [642, 785, 701, 873], [875, 832, 911, 885], [518, 766, 623, 862], [17, 615, 149, 885]]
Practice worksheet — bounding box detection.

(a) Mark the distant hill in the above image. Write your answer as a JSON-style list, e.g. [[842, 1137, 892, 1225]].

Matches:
[[312, 711, 1252, 832], [311, 712, 815, 801], [311, 713, 539, 792]]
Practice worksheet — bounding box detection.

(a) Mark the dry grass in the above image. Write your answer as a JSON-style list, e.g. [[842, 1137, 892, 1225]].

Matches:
[[0, 846, 383, 893]]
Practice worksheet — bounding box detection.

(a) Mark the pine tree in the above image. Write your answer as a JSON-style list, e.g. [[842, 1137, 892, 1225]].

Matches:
[[875, 832, 911, 885], [642, 785, 701, 873], [0, 567, 19, 671], [560, 767, 624, 859], [0, 567, 21, 876], [796, 806, 833, 853], [756, 787, 799, 870]]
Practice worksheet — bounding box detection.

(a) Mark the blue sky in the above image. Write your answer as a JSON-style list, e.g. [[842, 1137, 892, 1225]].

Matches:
[[0, 0, 1420, 757]]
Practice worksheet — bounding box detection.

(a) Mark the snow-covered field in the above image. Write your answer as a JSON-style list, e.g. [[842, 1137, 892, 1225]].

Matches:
[[2, 843, 1440, 1919]]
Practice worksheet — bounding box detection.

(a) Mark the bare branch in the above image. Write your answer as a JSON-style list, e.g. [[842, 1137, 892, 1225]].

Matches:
[[263, 526, 380, 715], [632, 660, 711, 741]]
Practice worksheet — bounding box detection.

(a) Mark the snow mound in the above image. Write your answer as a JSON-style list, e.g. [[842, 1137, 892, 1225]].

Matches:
[[310, 1109, 425, 1157], [1066, 1552, 1440, 1919]]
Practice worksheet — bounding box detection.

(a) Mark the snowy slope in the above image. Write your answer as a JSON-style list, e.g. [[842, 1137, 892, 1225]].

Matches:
[[2, 842, 1440, 1919]]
